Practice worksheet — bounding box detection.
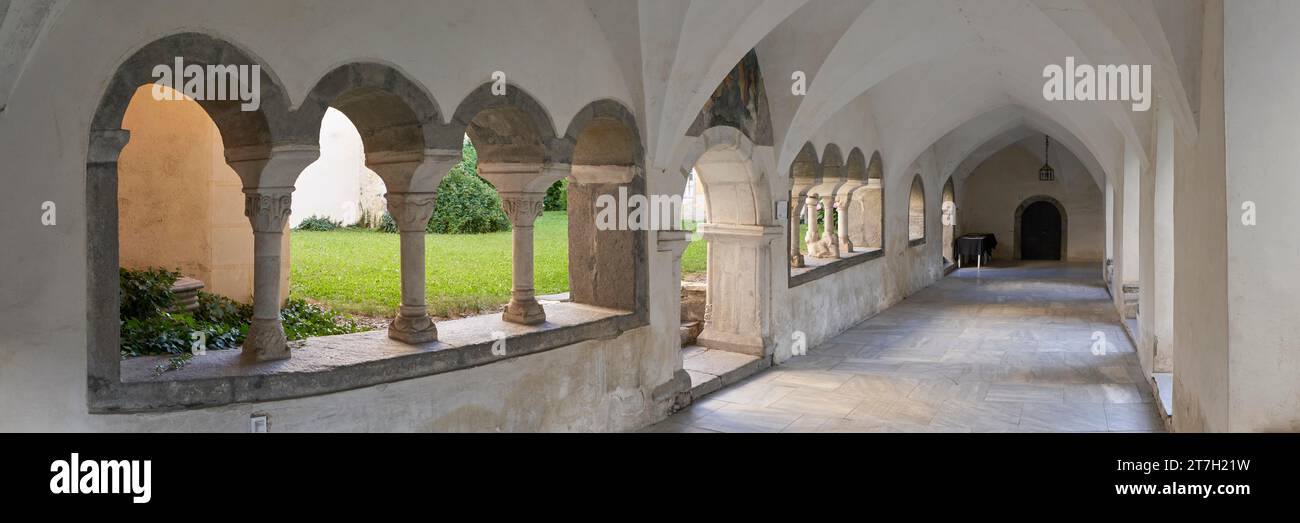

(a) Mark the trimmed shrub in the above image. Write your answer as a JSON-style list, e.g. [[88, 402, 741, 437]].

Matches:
[[544, 179, 567, 211], [296, 215, 341, 231], [377, 211, 398, 233], [428, 139, 510, 234]]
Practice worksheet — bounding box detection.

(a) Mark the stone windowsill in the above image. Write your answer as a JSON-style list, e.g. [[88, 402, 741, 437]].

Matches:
[[94, 301, 641, 413], [909, 237, 926, 247], [789, 247, 884, 287]]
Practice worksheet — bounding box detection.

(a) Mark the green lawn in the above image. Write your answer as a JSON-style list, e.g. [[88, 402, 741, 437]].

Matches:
[[290, 213, 569, 318], [678, 221, 812, 278]]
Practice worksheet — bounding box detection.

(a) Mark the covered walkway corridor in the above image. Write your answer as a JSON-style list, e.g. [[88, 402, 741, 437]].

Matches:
[[651, 262, 1164, 433]]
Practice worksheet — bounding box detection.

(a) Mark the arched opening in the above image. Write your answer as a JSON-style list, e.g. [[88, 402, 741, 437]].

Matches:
[[680, 126, 779, 358], [565, 100, 645, 313], [941, 177, 956, 264], [1015, 196, 1067, 261], [86, 33, 320, 394], [455, 87, 564, 326], [908, 175, 926, 244], [788, 142, 820, 268], [849, 151, 885, 251]]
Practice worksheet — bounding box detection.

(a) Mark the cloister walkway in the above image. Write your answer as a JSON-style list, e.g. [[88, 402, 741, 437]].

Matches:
[[649, 262, 1165, 433]]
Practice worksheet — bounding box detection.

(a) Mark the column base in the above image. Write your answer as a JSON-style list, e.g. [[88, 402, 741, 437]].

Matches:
[[388, 313, 438, 344], [811, 237, 840, 259], [791, 253, 805, 268], [503, 297, 546, 325], [839, 236, 854, 252], [242, 318, 289, 362], [696, 328, 765, 357]]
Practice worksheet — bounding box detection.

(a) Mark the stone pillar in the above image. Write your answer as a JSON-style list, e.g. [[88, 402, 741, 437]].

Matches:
[[479, 163, 567, 325], [818, 195, 840, 258], [803, 194, 820, 249], [242, 187, 294, 362], [499, 192, 547, 324], [367, 149, 460, 342], [386, 192, 439, 342], [835, 187, 858, 252], [695, 223, 782, 357], [789, 199, 805, 267]]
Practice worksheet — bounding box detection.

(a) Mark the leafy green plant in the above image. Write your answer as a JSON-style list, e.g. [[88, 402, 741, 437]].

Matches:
[[377, 211, 398, 233], [119, 267, 179, 320], [295, 215, 342, 231], [118, 267, 368, 358], [280, 298, 364, 339], [544, 179, 567, 211], [428, 139, 510, 234]]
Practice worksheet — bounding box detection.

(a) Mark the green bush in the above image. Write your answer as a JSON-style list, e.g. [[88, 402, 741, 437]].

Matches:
[[428, 139, 510, 234], [377, 211, 398, 233], [280, 298, 364, 339], [296, 215, 341, 231], [544, 179, 567, 211], [119, 267, 179, 320], [118, 267, 368, 358]]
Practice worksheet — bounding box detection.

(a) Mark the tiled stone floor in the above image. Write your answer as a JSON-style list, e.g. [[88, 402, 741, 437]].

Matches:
[[648, 261, 1165, 433]]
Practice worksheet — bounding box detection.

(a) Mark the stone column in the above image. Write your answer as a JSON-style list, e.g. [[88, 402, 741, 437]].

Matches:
[[835, 187, 858, 253], [479, 163, 567, 325], [367, 149, 460, 342], [242, 187, 294, 362], [789, 199, 805, 267], [803, 194, 820, 250], [499, 192, 547, 324], [386, 192, 439, 342], [695, 223, 783, 357], [819, 194, 840, 258]]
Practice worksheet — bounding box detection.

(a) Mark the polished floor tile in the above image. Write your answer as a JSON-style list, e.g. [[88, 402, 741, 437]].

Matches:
[[649, 262, 1165, 433]]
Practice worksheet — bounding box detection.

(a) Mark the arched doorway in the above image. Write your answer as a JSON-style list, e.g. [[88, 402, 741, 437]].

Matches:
[[1015, 196, 1066, 260]]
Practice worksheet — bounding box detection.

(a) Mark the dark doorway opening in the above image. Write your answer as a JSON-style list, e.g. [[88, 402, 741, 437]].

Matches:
[[1020, 201, 1062, 260]]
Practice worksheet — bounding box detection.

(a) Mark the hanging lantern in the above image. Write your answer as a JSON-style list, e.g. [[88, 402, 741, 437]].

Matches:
[[1039, 135, 1056, 181]]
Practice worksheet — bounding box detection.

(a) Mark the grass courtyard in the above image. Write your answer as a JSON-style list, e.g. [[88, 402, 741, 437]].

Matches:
[[291, 214, 709, 318]]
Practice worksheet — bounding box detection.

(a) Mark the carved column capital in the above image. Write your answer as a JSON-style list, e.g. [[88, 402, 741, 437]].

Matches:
[[499, 192, 546, 227], [243, 187, 294, 233], [385, 192, 438, 232]]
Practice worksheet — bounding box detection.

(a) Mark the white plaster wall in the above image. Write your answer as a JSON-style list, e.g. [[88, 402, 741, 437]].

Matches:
[[1172, 0, 1227, 433], [291, 108, 378, 228], [1220, 0, 1300, 432], [957, 139, 1104, 262], [772, 146, 945, 362]]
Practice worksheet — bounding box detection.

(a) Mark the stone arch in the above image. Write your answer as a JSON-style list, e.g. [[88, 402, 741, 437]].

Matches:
[[1013, 195, 1068, 260], [450, 81, 559, 165], [849, 150, 886, 251], [295, 62, 457, 197], [562, 99, 647, 315], [679, 126, 775, 227], [942, 177, 956, 263], [90, 32, 293, 152], [908, 175, 926, 244], [86, 32, 301, 402], [680, 125, 781, 358], [298, 61, 452, 154], [845, 148, 867, 181], [787, 142, 822, 267]]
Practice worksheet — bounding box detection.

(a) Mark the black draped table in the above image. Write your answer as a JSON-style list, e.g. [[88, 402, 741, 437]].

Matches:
[[955, 233, 997, 268]]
